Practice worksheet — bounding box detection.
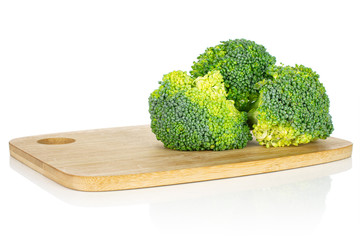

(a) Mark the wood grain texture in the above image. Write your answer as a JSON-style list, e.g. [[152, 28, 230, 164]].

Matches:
[[9, 125, 353, 191]]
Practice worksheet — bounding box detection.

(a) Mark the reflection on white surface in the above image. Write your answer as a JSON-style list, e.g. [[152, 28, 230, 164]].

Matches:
[[151, 175, 332, 235], [149, 159, 351, 235], [10, 157, 352, 234]]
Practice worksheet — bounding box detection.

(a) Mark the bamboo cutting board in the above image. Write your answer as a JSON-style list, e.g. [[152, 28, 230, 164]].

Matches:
[[9, 125, 352, 192]]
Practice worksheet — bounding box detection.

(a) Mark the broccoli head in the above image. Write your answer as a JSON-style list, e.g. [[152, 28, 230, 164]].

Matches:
[[148, 70, 252, 151], [190, 39, 276, 111], [247, 64, 334, 147]]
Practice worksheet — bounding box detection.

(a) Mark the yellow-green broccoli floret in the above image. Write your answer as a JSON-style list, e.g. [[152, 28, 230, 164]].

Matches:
[[247, 64, 334, 147], [149, 70, 252, 151], [190, 39, 276, 111]]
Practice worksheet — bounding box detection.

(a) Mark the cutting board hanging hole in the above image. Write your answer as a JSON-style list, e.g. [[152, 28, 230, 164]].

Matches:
[[37, 138, 76, 145]]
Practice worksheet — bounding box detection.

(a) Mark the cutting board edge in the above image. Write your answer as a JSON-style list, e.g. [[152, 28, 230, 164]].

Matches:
[[9, 141, 353, 192], [9, 143, 84, 191]]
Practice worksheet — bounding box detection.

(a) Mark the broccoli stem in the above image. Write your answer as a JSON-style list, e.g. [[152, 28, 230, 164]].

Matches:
[[247, 97, 261, 129]]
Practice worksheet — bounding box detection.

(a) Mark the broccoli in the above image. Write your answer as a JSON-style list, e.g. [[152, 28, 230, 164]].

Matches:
[[247, 64, 334, 147], [190, 39, 276, 111], [148, 70, 252, 151]]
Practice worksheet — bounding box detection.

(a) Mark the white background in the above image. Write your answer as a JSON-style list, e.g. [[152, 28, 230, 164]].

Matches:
[[1, 0, 359, 239]]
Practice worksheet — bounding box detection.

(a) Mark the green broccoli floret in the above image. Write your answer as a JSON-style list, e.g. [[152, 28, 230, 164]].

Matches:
[[149, 70, 252, 151], [190, 39, 276, 111], [247, 64, 334, 147]]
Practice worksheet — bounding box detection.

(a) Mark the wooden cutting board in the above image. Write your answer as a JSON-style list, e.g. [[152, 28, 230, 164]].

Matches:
[[9, 125, 353, 192]]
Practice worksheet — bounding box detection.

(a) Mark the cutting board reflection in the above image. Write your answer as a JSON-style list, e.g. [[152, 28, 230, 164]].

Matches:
[[9, 125, 352, 191]]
